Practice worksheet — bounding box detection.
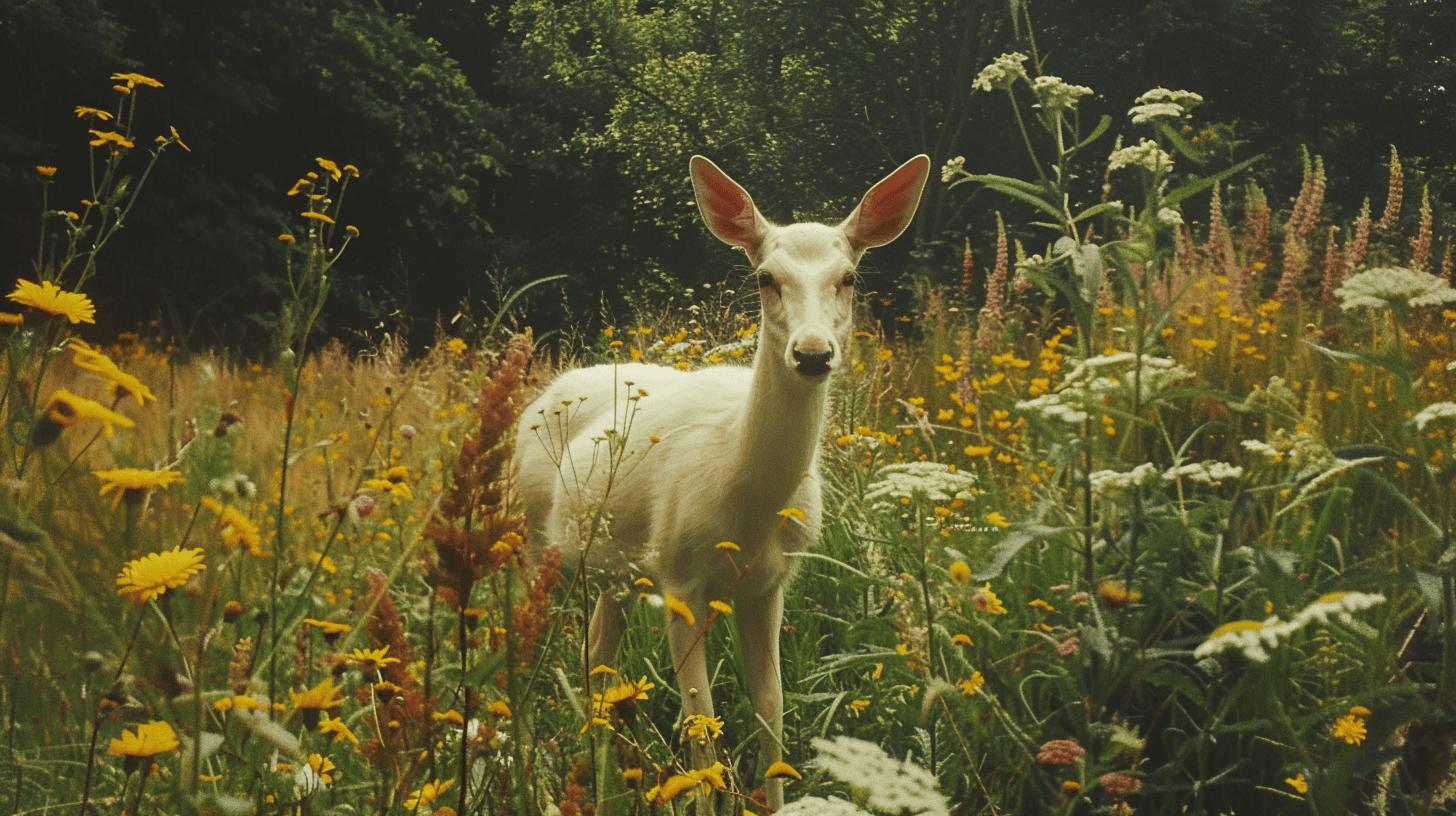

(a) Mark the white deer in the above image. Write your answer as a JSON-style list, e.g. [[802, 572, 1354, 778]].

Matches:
[[514, 153, 930, 809]]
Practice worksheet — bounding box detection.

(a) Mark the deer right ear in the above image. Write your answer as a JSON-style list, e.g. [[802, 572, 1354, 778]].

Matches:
[[690, 156, 767, 253]]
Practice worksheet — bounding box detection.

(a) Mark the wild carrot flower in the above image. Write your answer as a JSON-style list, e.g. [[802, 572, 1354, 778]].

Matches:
[[864, 462, 976, 507], [810, 736, 950, 816], [8, 279, 96, 323], [115, 546, 205, 604], [93, 467, 182, 508], [1033, 76, 1093, 110], [1413, 402, 1456, 431], [1336, 266, 1456, 311], [69, 339, 155, 405]]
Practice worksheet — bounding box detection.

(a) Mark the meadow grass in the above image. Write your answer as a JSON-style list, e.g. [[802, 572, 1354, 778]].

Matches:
[[5, 64, 1456, 816]]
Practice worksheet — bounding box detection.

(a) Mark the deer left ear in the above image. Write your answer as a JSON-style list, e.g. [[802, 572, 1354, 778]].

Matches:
[[840, 154, 932, 251]]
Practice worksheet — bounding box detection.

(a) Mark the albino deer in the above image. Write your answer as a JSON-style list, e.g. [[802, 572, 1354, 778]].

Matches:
[[514, 154, 930, 809]]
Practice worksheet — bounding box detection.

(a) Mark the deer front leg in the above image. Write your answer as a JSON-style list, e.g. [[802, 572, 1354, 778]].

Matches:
[[586, 589, 629, 669], [665, 592, 717, 771], [737, 585, 786, 811]]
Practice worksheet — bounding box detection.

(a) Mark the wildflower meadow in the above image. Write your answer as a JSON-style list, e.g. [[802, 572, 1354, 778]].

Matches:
[[5, 5, 1456, 816]]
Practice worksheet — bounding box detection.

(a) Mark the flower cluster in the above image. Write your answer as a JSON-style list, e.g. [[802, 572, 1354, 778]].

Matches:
[[1195, 591, 1386, 662], [1334, 266, 1456, 311]]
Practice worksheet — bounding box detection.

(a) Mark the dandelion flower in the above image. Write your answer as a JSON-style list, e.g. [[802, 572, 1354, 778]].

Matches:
[[88, 130, 134, 150], [315, 157, 343, 181], [107, 720, 179, 765], [432, 709, 465, 727], [445, 337, 467, 355], [777, 506, 808, 523], [1098, 579, 1143, 608], [948, 560, 972, 583], [715, 540, 740, 552], [94, 467, 182, 508], [116, 546, 205, 604], [487, 700, 512, 718], [708, 600, 732, 616], [403, 779, 453, 810], [69, 339, 156, 405], [1332, 714, 1367, 745], [664, 594, 696, 627], [8, 279, 95, 323]]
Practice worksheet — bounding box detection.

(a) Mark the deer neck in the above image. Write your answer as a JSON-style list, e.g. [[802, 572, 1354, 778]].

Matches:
[[733, 328, 830, 505]]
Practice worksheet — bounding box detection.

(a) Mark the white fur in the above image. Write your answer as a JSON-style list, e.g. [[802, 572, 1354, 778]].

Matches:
[[513, 154, 929, 810]]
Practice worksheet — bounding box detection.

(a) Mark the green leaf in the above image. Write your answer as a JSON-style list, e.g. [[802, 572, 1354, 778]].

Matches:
[[971, 180, 1065, 222], [1072, 201, 1124, 223], [1156, 120, 1207, 165], [1304, 341, 1413, 386], [952, 172, 1054, 197], [1163, 154, 1264, 207], [973, 525, 1065, 581], [1068, 114, 1113, 156]]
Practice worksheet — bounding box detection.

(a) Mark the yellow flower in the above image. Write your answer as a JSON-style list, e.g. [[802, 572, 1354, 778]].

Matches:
[[664, 594, 696, 627], [1029, 598, 1056, 613], [487, 700, 512, 718], [621, 767, 643, 785], [107, 720, 179, 759], [74, 105, 114, 121], [1099, 578, 1142, 608], [777, 506, 807, 523], [9, 279, 96, 323], [116, 546, 205, 604], [36, 165, 59, 177], [350, 645, 400, 672], [302, 618, 352, 638], [201, 497, 264, 556], [846, 698, 870, 716], [973, 583, 1007, 615], [432, 709, 465, 727], [69, 339, 155, 404], [593, 675, 654, 717], [300, 211, 335, 225], [316, 157, 343, 181], [343, 163, 360, 177], [1061, 780, 1082, 794], [948, 560, 972, 583], [304, 753, 336, 786], [166, 125, 190, 152], [214, 694, 261, 713], [984, 511, 1011, 528], [344, 224, 360, 237], [0, 313, 22, 326], [959, 671, 986, 695], [646, 763, 727, 805], [87, 130, 135, 150], [951, 633, 974, 647], [287, 178, 312, 196], [963, 444, 993, 457], [290, 678, 345, 712], [1285, 773, 1308, 794], [403, 779, 453, 810], [94, 467, 183, 508], [1347, 705, 1372, 718], [684, 713, 723, 741], [445, 337, 467, 355], [110, 71, 164, 88], [1331, 714, 1367, 745], [708, 600, 733, 616], [715, 540, 740, 552], [765, 760, 802, 781]]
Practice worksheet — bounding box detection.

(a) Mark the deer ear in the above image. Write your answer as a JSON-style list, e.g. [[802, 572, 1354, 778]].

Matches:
[[841, 154, 931, 250], [690, 156, 766, 252]]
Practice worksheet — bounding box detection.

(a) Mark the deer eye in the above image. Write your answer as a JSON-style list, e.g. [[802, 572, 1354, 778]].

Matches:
[[840, 270, 856, 288], [756, 270, 776, 289]]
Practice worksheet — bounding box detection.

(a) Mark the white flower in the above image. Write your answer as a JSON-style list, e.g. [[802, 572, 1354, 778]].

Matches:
[[1157, 207, 1183, 226], [1414, 401, 1456, 431], [940, 155, 966, 183], [779, 797, 873, 816], [1289, 591, 1385, 628], [1108, 138, 1174, 174], [1195, 592, 1385, 664], [1240, 439, 1281, 460], [1016, 393, 1089, 424], [973, 52, 1029, 92], [1335, 266, 1456, 311], [1017, 354, 1193, 426], [1128, 101, 1186, 124], [811, 736, 950, 816], [1032, 75, 1093, 110], [1134, 87, 1204, 109], [1088, 463, 1159, 499], [1163, 460, 1243, 484], [864, 462, 976, 508]]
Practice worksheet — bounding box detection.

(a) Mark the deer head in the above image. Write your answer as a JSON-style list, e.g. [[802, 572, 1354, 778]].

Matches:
[[690, 154, 931, 378]]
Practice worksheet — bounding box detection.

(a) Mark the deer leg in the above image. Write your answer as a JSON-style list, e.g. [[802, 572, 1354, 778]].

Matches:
[[737, 585, 786, 811], [665, 592, 717, 770], [586, 589, 629, 670]]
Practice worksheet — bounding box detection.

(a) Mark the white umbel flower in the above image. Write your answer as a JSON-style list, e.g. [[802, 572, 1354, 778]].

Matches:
[[973, 52, 1029, 92], [1134, 87, 1205, 108], [1017, 353, 1193, 426], [779, 797, 873, 816], [1413, 402, 1456, 431], [1195, 591, 1385, 663], [940, 155, 966, 183], [1129, 101, 1186, 124], [1335, 266, 1456, 311], [1032, 75, 1093, 110], [811, 737, 950, 816], [864, 462, 976, 508], [1157, 207, 1184, 226], [1108, 138, 1175, 173], [1163, 460, 1243, 484], [1088, 463, 1159, 499]]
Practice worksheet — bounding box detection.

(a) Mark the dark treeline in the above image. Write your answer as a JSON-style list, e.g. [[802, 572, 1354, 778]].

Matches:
[[2, 0, 1452, 352]]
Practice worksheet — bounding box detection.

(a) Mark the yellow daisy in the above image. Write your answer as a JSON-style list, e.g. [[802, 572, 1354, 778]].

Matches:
[[107, 720, 179, 759], [69, 339, 155, 405], [349, 645, 400, 672], [110, 71, 164, 88], [94, 467, 182, 508], [116, 546, 205, 604], [8, 279, 95, 324], [201, 497, 264, 556], [290, 678, 345, 712], [403, 779, 453, 810], [319, 714, 359, 745]]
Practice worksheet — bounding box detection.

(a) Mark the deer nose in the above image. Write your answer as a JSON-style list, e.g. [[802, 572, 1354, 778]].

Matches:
[[792, 347, 834, 375]]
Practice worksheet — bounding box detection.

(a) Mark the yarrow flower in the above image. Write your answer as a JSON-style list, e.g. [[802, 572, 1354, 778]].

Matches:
[[778, 797, 874, 816], [1032, 75, 1093, 110], [1195, 591, 1385, 663], [1335, 266, 1456, 311], [1163, 460, 1243, 485], [116, 546, 205, 604], [973, 52, 1029, 92], [1108, 138, 1175, 174], [810, 736, 950, 816], [1088, 464, 1159, 500], [864, 461, 977, 508], [1157, 207, 1184, 226], [940, 155, 966, 183]]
